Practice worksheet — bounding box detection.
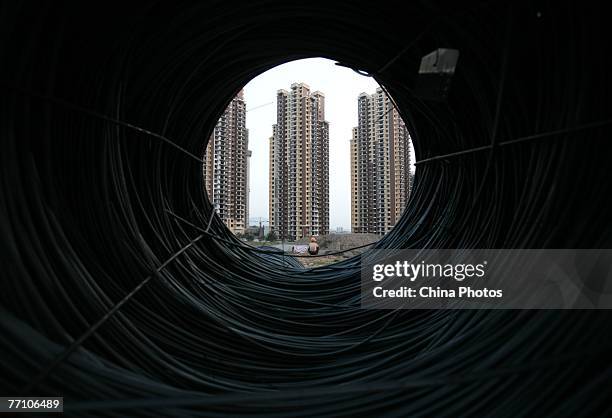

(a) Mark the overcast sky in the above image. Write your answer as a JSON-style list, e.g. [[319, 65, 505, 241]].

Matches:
[[238, 57, 413, 230]]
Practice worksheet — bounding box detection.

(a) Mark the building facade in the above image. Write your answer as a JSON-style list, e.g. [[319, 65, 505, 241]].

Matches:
[[350, 88, 411, 235], [269, 83, 329, 240], [204, 90, 250, 235]]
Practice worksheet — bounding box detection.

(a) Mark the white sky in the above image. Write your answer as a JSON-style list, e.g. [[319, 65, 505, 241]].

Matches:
[[240, 57, 413, 230]]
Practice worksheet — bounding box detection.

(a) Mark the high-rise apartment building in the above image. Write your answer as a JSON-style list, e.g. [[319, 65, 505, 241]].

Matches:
[[350, 88, 411, 235], [203, 90, 250, 235], [269, 83, 329, 240]]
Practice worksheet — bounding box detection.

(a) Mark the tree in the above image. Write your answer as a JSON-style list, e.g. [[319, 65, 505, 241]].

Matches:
[[266, 231, 277, 241]]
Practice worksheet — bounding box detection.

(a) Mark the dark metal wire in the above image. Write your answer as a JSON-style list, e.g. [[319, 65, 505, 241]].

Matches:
[[0, 83, 205, 164], [22, 234, 205, 394], [414, 118, 612, 165], [1, 1, 611, 417]]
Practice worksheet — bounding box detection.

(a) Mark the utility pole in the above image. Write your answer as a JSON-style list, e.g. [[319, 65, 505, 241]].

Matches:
[[258, 217, 264, 240]]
